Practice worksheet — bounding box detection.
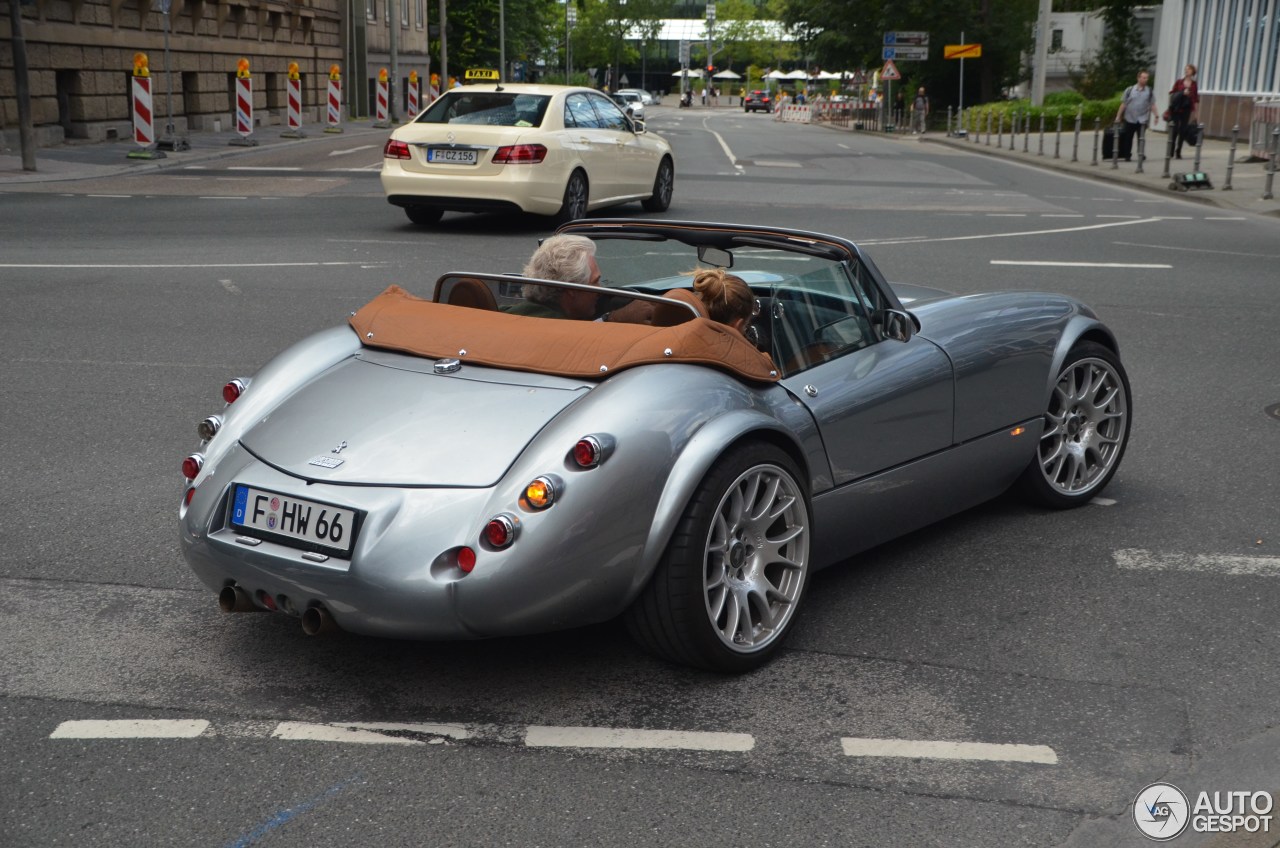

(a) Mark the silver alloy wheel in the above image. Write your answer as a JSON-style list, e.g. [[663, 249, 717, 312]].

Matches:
[[563, 172, 588, 220], [702, 462, 808, 653], [653, 161, 673, 206], [1038, 356, 1129, 496]]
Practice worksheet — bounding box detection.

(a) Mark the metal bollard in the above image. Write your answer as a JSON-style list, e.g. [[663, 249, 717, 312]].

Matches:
[[1136, 124, 1146, 173], [1092, 118, 1100, 165], [1038, 114, 1045, 155], [1054, 114, 1063, 159], [986, 111, 993, 145], [1223, 124, 1239, 190], [1162, 122, 1174, 179], [1193, 122, 1205, 171], [1072, 108, 1082, 162], [997, 112, 1004, 148], [1111, 121, 1121, 169], [1023, 112, 1031, 152], [1264, 127, 1278, 200]]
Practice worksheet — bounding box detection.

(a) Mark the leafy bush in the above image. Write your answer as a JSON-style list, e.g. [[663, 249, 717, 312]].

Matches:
[[958, 95, 1125, 134]]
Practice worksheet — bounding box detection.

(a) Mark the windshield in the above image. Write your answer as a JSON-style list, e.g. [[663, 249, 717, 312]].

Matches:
[[415, 92, 551, 127]]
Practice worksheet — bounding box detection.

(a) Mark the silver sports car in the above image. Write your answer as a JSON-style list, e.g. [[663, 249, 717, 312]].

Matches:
[[178, 220, 1131, 672]]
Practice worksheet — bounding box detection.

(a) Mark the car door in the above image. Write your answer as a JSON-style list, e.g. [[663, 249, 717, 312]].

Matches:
[[771, 263, 953, 486], [585, 91, 653, 201], [562, 93, 614, 202]]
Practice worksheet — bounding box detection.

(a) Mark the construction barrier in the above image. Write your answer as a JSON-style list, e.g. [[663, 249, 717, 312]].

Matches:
[[374, 69, 390, 127], [778, 104, 812, 123], [325, 65, 343, 133], [230, 58, 258, 147], [407, 71, 419, 116], [282, 63, 304, 138], [131, 75, 156, 147], [1252, 98, 1280, 160]]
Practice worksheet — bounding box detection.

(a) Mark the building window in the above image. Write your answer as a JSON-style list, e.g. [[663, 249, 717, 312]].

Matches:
[[401, 0, 408, 26], [1050, 29, 1063, 51], [367, 0, 376, 21], [416, 0, 425, 29]]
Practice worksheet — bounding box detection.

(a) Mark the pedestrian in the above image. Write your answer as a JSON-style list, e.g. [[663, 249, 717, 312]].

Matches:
[[739, 87, 746, 107], [1165, 63, 1199, 159], [894, 90, 905, 127], [1114, 70, 1158, 162], [911, 86, 929, 134]]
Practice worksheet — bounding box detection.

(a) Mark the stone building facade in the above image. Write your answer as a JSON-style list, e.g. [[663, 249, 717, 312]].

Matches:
[[2, 0, 349, 146]]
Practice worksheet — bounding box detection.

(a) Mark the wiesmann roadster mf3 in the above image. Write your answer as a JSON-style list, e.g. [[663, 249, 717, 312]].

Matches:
[[178, 220, 1131, 672]]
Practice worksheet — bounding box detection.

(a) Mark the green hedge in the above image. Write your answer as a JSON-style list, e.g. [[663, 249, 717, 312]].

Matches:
[[958, 94, 1125, 134]]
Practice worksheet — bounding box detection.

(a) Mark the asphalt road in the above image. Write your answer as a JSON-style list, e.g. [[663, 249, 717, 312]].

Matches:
[[2, 108, 1278, 848]]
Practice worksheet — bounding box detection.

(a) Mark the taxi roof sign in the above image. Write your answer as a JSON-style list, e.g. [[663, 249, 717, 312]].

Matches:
[[464, 68, 500, 82]]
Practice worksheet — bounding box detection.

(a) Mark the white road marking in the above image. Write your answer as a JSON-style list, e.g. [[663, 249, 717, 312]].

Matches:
[[199, 196, 250, 200], [0, 261, 378, 269], [986, 213, 1027, 217], [1096, 214, 1142, 219], [702, 120, 743, 172], [861, 217, 1163, 246], [328, 144, 379, 156], [525, 725, 755, 752], [1090, 497, 1117, 506], [272, 721, 471, 745], [342, 721, 472, 740], [51, 719, 210, 739], [228, 166, 302, 171], [1041, 214, 1085, 218], [219, 279, 242, 294], [1205, 216, 1247, 220], [840, 737, 1058, 764], [753, 160, 803, 168], [838, 143, 850, 149], [990, 260, 1172, 268], [1115, 549, 1280, 577], [86, 194, 131, 198], [1113, 240, 1280, 259]]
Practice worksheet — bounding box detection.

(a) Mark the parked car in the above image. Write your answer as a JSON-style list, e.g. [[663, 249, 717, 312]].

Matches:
[[609, 91, 645, 122], [380, 84, 673, 225], [178, 219, 1132, 672], [744, 89, 773, 113]]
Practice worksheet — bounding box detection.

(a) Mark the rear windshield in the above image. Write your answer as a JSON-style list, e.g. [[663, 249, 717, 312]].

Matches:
[[415, 92, 551, 128]]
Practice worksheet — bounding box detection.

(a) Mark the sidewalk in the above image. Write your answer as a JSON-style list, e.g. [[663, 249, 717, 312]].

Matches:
[[911, 124, 1280, 218], [0, 121, 390, 186]]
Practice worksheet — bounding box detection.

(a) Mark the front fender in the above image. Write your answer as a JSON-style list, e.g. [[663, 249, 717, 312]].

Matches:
[[1045, 311, 1120, 403]]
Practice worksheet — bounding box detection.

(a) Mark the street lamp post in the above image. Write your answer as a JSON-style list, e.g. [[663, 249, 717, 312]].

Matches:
[[156, 0, 189, 151], [566, 3, 577, 85]]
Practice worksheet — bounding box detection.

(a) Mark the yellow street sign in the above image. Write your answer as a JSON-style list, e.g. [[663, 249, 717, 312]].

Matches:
[[944, 44, 982, 59]]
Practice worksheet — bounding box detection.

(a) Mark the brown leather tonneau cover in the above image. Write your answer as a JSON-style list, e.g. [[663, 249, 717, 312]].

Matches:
[[349, 285, 778, 383]]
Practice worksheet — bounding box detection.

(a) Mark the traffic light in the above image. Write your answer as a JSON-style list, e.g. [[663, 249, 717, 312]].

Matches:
[[706, 65, 715, 76]]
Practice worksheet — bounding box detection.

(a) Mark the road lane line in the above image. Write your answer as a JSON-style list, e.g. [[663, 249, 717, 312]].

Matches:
[[1115, 549, 1280, 577], [228, 166, 303, 171], [990, 260, 1172, 268], [274, 722, 433, 745], [51, 719, 210, 739], [0, 261, 380, 268], [861, 217, 1164, 246], [525, 725, 754, 752], [840, 737, 1058, 764], [328, 144, 379, 156]]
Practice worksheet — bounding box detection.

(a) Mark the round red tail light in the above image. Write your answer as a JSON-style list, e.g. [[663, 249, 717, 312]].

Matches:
[[182, 453, 204, 480], [222, 378, 248, 404], [457, 547, 477, 573], [573, 436, 606, 468], [484, 515, 518, 549], [183, 486, 197, 506]]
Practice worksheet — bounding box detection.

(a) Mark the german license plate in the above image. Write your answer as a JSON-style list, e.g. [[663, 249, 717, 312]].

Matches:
[[230, 485, 357, 555], [427, 147, 479, 164]]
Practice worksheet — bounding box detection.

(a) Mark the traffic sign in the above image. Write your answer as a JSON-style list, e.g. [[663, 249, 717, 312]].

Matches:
[[883, 46, 928, 61], [884, 31, 928, 46], [880, 60, 901, 81], [944, 43, 982, 59]]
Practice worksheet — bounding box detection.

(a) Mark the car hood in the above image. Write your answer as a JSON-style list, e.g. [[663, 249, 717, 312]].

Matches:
[[238, 354, 590, 487]]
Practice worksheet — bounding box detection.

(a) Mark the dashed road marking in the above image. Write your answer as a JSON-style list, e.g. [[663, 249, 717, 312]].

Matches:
[[51, 719, 210, 739], [525, 725, 755, 752], [272, 721, 470, 745], [1115, 549, 1280, 577], [990, 260, 1172, 268], [841, 737, 1058, 764]]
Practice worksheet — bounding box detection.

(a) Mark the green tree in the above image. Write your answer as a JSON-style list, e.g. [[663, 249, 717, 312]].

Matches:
[[1067, 0, 1154, 99]]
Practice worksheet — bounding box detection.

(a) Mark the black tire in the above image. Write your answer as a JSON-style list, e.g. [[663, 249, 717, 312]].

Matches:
[[554, 170, 589, 224], [1016, 341, 1131, 508], [404, 206, 443, 226], [624, 442, 811, 672], [641, 157, 674, 213]]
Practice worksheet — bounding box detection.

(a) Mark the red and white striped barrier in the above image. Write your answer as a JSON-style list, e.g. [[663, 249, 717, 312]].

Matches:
[[325, 65, 343, 133], [235, 76, 253, 138], [373, 73, 390, 127], [779, 104, 812, 124], [407, 77, 419, 116], [131, 75, 156, 147], [283, 76, 304, 137]]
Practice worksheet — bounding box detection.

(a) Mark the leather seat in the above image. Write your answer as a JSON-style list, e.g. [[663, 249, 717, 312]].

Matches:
[[650, 288, 707, 326], [446, 277, 499, 311]]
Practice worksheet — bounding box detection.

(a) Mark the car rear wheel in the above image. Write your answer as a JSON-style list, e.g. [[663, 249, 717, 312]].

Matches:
[[641, 158, 674, 212], [1017, 341, 1131, 508], [625, 442, 810, 672], [404, 206, 443, 226], [554, 170, 589, 224]]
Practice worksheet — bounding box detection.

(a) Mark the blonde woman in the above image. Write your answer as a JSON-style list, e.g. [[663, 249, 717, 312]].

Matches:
[[691, 267, 757, 333]]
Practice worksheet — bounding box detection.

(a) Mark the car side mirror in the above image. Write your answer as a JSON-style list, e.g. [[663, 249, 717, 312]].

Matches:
[[880, 309, 916, 342]]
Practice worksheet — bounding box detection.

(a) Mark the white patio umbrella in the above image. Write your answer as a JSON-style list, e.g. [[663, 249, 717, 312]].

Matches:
[[784, 69, 809, 79], [765, 69, 790, 80], [672, 68, 704, 78], [713, 69, 742, 80]]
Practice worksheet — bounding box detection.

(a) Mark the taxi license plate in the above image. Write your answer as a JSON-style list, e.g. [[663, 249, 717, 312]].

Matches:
[[230, 485, 358, 555], [427, 147, 479, 165]]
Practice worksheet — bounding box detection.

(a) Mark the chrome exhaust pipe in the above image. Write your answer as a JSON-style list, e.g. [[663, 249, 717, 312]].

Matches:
[[301, 605, 340, 636], [218, 585, 262, 613]]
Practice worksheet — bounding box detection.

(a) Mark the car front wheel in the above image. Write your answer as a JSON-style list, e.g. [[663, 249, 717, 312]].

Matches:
[[1017, 341, 1131, 508], [641, 158, 674, 212], [554, 170, 589, 224], [625, 442, 810, 672]]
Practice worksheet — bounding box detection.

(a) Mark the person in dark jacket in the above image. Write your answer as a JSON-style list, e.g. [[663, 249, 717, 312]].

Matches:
[[1167, 63, 1200, 159]]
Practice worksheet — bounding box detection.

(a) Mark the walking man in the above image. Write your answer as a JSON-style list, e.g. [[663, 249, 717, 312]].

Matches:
[[1114, 70, 1158, 161], [911, 87, 929, 134]]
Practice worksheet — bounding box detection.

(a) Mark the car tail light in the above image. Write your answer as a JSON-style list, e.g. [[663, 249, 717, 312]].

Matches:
[[384, 139, 412, 159], [457, 547, 477, 573], [493, 144, 547, 164], [183, 486, 197, 507], [222, 378, 248, 404], [572, 434, 614, 468], [198, 415, 223, 441], [524, 476, 559, 510], [182, 453, 204, 481], [484, 514, 518, 549]]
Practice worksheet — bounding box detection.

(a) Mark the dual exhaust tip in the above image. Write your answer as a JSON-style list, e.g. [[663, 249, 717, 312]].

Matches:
[[218, 585, 339, 636]]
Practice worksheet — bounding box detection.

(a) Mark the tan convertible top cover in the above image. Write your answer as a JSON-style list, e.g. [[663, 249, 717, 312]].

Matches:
[[349, 285, 778, 384]]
